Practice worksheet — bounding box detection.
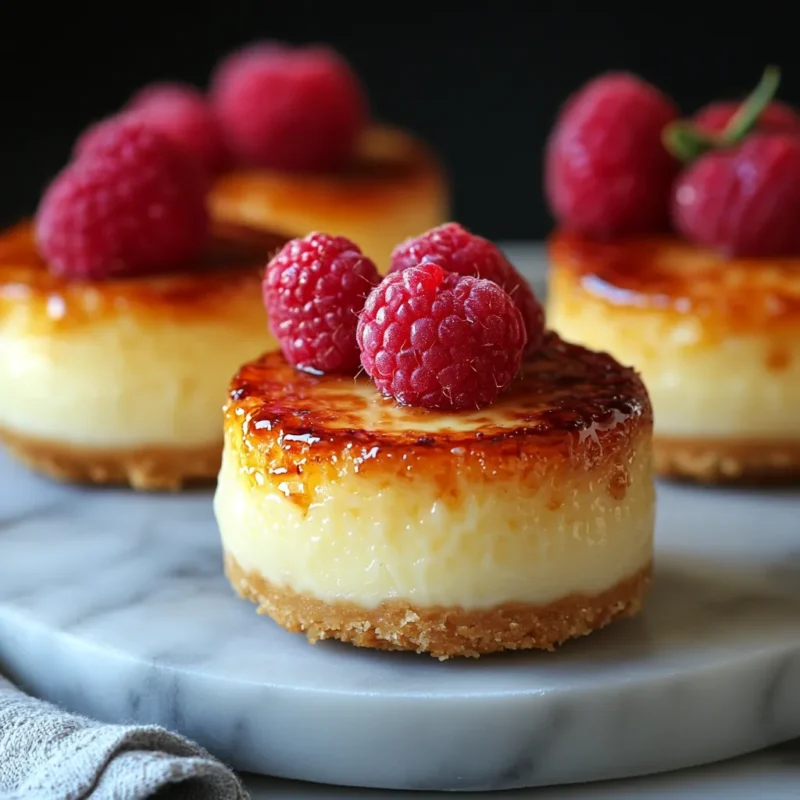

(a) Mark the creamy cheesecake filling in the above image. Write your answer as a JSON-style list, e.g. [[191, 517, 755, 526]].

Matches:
[[548, 291, 800, 439], [215, 436, 654, 610], [0, 313, 276, 448]]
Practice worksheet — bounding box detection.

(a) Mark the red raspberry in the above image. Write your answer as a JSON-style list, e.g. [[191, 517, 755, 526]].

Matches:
[[36, 118, 209, 280], [210, 41, 289, 94], [125, 82, 229, 175], [264, 232, 380, 373], [73, 116, 124, 160], [545, 72, 679, 237], [693, 99, 800, 137], [210, 43, 367, 171], [357, 262, 526, 410], [389, 223, 545, 354], [74, 84, 228, 177], [672, 134, 800, 257]]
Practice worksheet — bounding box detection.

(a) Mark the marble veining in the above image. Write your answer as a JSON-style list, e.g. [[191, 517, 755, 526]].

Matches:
[[1, 250, 799, 791]]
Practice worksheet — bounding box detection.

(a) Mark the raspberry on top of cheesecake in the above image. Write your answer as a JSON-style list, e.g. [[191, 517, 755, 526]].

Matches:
[[214, 223, 655, 658], [208, 43, 449, 272], [77, 43, 448, 273], [545, 66, 800, 483], [0, 117, 287, 490]]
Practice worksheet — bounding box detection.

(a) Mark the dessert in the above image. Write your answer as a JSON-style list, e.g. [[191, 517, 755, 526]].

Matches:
[[547, 235, 800, 483], [0, 119, 286, 490], [76, 45, 448, 273], [215, 227, 655, 658], [207, 43, 449, 272], [545, 68, 800, 483]]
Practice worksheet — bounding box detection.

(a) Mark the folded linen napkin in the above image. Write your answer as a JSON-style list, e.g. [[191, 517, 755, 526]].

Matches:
[[0, 673, 247, 800]]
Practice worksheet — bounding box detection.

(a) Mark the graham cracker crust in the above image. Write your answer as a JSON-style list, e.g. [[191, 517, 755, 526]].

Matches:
[[0, 424, 221, 491], [224, 554, 652, 659], [654, 436, 800, 485]]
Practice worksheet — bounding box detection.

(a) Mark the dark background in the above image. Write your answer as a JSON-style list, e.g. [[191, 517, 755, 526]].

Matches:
[[3, 4, 797, 241]]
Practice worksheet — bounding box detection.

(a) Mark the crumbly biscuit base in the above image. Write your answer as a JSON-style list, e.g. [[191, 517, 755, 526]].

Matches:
[[224, 554, 652, 659], [0, 425, 220, 491], [654, 437, 800, 485]]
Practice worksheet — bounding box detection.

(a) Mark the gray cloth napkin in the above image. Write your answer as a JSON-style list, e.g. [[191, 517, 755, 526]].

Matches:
[[0, 673, 248, 800]]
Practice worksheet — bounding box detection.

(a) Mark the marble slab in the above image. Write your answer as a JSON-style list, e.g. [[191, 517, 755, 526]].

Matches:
[[244, 738, 800, 798], [1, 248, 799, 792]]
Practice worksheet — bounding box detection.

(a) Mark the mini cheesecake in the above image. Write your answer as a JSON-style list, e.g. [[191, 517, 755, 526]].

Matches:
[[547, 233, 800, 483], [210, 126, 449, 273], [215, 333, 655, 658], [0, 221, 286, 490]]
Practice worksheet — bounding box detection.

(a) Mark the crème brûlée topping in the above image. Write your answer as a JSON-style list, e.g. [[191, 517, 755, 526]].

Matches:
[[0, 220, 287, 328], [210, 126, 449, 272], [547, 232, 800, 443], [0, 220, 286, 458], [215, 333, 654, 655]]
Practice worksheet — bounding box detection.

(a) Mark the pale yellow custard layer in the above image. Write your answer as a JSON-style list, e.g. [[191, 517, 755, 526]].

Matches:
[[215, 441, 653, 609], [0, 315, 275, 448]]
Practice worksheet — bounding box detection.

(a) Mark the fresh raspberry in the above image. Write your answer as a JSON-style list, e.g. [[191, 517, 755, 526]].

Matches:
[[693, 99, 800, 137], [210, 41, 289, 94], [210, 43, 368, 171], [389, 223, 545, 354], [672, 134, 800, 257], [264, 232, 380, 373], [125, 82, 229, 175], [357, 262, 526, 410], [74, 83, 228, 177], [545, 72, 679, 237], [36, 118, 209, 280], [73, 116, 124, 160]]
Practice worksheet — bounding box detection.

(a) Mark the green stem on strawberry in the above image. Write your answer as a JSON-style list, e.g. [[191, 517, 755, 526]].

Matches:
[[662, 66, 781, 163]]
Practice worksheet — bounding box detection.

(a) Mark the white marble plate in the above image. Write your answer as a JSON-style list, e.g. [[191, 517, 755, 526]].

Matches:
[[0, 248, 799, 792]]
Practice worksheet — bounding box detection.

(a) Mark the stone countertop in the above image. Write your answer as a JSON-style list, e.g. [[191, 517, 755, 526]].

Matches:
[[244, 738, 800, 798]]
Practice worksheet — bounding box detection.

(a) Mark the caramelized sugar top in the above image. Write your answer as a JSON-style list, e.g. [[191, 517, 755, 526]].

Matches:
[[550, 231, 800, 332], [0, 220, 287, 328], [225, 333, 651, 499], [212, 125, 443, 213]]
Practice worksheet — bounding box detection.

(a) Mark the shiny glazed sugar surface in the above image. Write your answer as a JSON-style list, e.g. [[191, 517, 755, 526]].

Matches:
[[215, 336, 655, 609], [209, 126, 449, 272], [547, 233, 800, 438], [0, 222, 285, 447]]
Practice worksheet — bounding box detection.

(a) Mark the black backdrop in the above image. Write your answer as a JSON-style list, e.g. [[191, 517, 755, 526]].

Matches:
[[3, 3, 797, 241]]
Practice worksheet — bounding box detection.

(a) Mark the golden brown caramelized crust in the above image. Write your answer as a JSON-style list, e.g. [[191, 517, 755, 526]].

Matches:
[[226, 554, 651, 658], [0, 220, 288, 329], [549, 231, 800, 338], [0, 424, 220, 491], [224, 332, 653, 507], [209, 126, 448, 236]]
